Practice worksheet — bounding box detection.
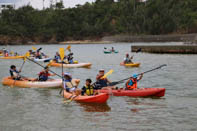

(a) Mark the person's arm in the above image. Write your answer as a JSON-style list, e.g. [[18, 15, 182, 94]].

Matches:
[[137, 73, 143, 81], [48, 72, 56, 76], [106, 78, 111, 83], [96, 74, 103, 81], [81, 86, 86, 96]]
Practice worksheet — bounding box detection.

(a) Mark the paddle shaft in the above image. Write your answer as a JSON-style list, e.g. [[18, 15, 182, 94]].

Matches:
[[59, 61, 64, 95], [26, 57, 62, 78], [109, 64, 167, 86]]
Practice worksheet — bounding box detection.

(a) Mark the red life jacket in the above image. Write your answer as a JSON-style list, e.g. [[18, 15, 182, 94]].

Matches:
[[126, 78, 137, 90]]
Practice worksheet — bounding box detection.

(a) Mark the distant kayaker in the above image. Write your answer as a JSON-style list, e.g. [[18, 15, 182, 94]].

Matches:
[[111, 47, 115, 52], [124, 53, 133, 64], [35, 50, 42, 59], [67, 50, 74, 64], [54, 52, 60, 63], [81, 79, 94, 96], [95, 69, 111, 89], [125, 73, 143, 90], [10, 65, 22, 80], [37, 66, 55, 81], [29, 50, 35, 57], [104, 47, 108, 52]]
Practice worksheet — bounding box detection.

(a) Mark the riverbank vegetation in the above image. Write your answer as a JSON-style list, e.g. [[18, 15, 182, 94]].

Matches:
[[0, 0, 197, 44]]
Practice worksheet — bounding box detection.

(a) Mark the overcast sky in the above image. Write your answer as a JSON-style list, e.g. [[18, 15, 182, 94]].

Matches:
[[0, 0, 96, 9]]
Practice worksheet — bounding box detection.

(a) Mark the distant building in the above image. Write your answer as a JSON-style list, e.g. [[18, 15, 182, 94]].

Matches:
[[0, 3, 15, 13], [137, 0, 147, 2]]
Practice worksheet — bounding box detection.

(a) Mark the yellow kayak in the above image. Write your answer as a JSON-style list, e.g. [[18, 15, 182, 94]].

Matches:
[[0, 56, 24, 59], [120, 62, 140, 67]]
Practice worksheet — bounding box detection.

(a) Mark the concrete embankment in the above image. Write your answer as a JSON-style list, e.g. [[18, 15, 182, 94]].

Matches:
[[102, 34, 197, 43], [132, 45, 197, 54]]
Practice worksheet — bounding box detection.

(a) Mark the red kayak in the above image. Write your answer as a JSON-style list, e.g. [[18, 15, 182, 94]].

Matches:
[[63, 90, 109, 103], [99, 88, 165, 97]]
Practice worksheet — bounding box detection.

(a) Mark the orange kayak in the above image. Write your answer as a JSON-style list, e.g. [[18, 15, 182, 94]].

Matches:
[[50, 62, 92, 68], [63, 90, 109, 103], [99, 88, 165, 97], [0, 56, 24, 59], [120, 62, 140, 67], [2, 77, 80, 88]]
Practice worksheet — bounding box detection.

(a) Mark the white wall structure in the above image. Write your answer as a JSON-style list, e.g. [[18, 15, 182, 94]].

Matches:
[[0, 3, 15, 13]]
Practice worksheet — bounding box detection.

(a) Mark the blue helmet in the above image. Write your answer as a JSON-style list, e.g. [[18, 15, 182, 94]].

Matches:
[[132, 74, 137, 78]]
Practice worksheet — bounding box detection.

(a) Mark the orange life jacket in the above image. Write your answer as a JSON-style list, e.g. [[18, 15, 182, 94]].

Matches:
[[126, 78, 137, 90]]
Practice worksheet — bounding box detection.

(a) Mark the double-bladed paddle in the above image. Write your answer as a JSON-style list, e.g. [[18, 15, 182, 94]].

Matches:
[[108, 64, 167, 86]]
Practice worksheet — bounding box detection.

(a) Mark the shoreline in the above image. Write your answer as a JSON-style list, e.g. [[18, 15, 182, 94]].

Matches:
[[0, 34, 197, 45]]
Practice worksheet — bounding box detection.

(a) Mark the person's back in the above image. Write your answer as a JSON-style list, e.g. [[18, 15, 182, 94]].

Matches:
[[38, 67, 55, 81]]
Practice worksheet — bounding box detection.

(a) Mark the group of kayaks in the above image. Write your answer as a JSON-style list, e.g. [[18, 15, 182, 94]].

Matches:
[[2, 77, 165, 103], [0, 48, 165, 104]]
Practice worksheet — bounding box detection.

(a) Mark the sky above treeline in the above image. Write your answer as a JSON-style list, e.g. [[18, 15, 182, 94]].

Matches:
[[0, 0, 96, 9]]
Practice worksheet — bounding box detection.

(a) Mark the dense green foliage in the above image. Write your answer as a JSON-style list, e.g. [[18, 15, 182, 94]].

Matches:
[[0, 0, 197, 42]]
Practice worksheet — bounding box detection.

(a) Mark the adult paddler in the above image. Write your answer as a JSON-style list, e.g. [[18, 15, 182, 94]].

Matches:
[[62, 72, 81, 96], [94, 69, 111, 89]]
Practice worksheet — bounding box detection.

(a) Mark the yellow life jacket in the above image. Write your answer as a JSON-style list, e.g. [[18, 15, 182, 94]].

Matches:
[[84, 85, 94, 96]]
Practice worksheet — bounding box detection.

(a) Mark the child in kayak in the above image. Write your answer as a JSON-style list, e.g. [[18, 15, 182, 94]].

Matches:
[[10, 65, 23, 80], [125, 73, 143, 90], [38, 66, 55, 81], [81, 79, 94, 96], [124, 53, 133, 64]]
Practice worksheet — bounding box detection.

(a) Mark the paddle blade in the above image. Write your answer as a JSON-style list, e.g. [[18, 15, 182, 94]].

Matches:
[[66, 45, 71, 50], [59, 48, 65, 61], [32, 46, 37, 51], [101, 69, 114, 79], [23, 52, 30, 61], [47, 60, 53, 67]]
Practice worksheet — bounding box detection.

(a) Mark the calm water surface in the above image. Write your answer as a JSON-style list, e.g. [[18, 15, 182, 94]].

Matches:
[[0, 43, 197, 131]]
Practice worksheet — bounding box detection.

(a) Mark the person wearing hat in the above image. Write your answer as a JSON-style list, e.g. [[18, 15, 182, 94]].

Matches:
[[125, 73, 143, 90], [124, 53, 133, 64], [95, 69, 111, 89], [37, 66, 55, 81], [63, 72, 78, 93]]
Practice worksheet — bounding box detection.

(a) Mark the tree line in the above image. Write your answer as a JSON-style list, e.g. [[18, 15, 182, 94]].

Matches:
[[0, 0, 197, 42]]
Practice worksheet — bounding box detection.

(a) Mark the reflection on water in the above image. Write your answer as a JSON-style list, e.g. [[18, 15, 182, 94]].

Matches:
[[78, 103, 111, 112]]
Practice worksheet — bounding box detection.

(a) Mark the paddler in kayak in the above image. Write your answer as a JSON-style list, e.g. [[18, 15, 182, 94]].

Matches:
[[124, 53, 133, 64], [111, 47, 115, 52], [67, 49, 74, 64], [125, 73, 143, 90], [37, 66, 56, 81], [28, 50, 35, 57], [10, 65, 25, 80], [62, 72, 80, 95], [54, 52, 60, 63], [94, 69, 111, 89], [81, 79, 95, 96]]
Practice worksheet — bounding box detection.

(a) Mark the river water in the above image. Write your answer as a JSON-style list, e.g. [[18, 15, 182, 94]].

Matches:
[[0, 43, 197, 131]]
